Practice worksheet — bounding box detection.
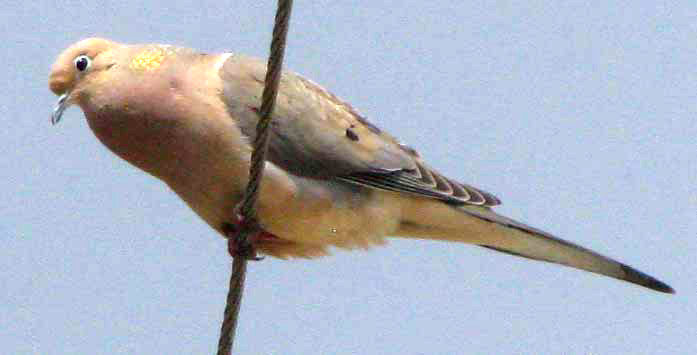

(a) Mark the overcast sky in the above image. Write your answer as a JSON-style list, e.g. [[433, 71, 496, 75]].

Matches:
[[3, 1, 695, 354]]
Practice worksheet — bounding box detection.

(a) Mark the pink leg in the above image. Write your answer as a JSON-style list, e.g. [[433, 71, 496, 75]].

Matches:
[[222, 213, 278, 260]]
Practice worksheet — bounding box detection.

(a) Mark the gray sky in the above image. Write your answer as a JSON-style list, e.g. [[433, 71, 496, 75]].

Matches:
[[3, 1, 694, 354]]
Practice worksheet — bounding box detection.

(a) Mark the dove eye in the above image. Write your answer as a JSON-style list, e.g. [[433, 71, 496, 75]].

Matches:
[[74, 55, 91, 72]]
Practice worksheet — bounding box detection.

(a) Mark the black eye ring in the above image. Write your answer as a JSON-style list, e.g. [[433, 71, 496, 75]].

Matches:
[[74, 55, 91, 72]]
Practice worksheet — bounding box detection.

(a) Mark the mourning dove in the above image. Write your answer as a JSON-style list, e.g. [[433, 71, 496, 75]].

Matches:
[[49, 38, 673, 293]]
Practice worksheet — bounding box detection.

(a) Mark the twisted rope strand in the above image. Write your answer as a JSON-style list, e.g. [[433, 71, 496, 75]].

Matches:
[[217, 1, 293, 354]]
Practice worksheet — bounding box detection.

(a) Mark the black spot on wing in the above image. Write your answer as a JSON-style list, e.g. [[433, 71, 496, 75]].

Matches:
[[345, 128, 359, 141]]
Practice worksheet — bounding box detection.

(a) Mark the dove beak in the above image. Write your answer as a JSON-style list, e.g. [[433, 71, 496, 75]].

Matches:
[[51, 92, 71, 125]]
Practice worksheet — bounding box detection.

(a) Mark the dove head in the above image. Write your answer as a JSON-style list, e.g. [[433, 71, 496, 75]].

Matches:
[[49, 38, 120, 124]]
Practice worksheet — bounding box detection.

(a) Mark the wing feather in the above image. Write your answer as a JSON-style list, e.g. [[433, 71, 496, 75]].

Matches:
[[219, 54, 500, 207]]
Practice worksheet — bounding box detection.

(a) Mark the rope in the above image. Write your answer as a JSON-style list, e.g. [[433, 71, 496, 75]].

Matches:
[[217, 256, 247, 354], [217, 1, 294, 354]]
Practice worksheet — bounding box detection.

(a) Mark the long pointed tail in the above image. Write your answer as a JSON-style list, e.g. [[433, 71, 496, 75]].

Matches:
[[453, 206, 673, 293]]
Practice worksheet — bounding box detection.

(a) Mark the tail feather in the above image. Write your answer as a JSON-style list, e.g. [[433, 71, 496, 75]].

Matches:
[[457, 206, 674, 294]]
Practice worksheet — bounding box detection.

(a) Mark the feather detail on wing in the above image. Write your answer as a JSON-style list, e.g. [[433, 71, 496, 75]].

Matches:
[[219, 54, 500, 207]]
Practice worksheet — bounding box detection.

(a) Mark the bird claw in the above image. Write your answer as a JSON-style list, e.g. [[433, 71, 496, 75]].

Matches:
[[222, 213, 267, 261], [227, 237, 264, 261]]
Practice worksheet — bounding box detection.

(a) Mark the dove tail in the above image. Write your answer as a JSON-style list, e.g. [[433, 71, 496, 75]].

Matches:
[[458, 206, 673, 293], [397, 202, 673, 293]]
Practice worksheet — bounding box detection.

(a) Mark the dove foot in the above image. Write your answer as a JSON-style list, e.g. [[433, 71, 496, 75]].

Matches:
[[222, 213, 278, 260]]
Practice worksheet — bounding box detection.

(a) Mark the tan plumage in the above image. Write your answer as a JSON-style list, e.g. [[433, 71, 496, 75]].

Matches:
[[49, 38, 673, 293]]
